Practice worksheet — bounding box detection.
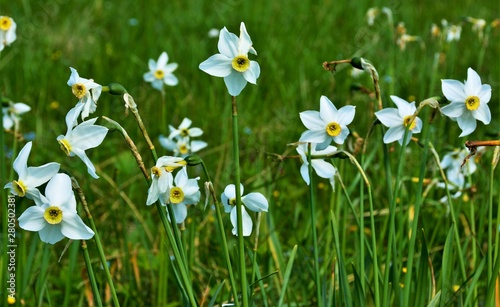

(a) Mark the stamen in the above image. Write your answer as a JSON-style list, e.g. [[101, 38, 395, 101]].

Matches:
[[154, 69, 165, 79], [170, 187, 185, 204], [72, 83, 87, 99], [326, 122, 341, 137], [403, 115, 417, 130], [44, 206, 63, 224], [0, 17, 12, 31], [231, 55, 250, 72], [465, 96, 480, 111]]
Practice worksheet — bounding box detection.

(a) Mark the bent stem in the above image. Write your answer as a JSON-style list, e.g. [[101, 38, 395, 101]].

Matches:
[[71, 177, 120, 307], [231, 95, 249, 306], [307, 143, 322, 306]]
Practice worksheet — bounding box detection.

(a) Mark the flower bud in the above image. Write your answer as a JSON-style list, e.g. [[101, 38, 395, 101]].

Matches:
[[351, 57, 364, 70], [184, 155, 203, 166], [107, 83, 128, 95]]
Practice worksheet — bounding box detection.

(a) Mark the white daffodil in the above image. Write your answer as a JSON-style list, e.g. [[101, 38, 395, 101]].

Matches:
[[445, 24, 461, 42], [199, 22, 260, 96], [221, 184, 268, 236], [161, 167, 200, 224], [146, 156, 186, 205], [159, 135, 207, 157], [375, 95, 422, 145], [441, 68, 491, 137], [299, 95, 356, 150], [57, 103, 108, 179], [4, 141, 60, 203], [168, 118, 203, 139], [440, 147, 478, 189], [296, 143, 337, 185], [0, 16, 16, 52], [17, 173, 94, 244], [2, 101, 31, 130], [67, 67, 102, 120], [366, 8, 380, 26], [143, 51, 179, 91]]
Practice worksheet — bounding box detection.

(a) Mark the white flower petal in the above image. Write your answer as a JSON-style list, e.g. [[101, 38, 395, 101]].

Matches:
[[319, 96, 338, 123], [299, 111, 323, 130], [218, 27, 239, 58], [383, 126, 405, 144], [230, 206, 253, 236], [13, 141, 32, 178], [18, 206, 46, 231], [457, 112, 476, 137], [38, 224, 65, 244], [199, 54, 232, 77], [375, 108, 401, 127], [472, 103, 491, 124], [60, 211, 94, 240], [464, 68, 481, 95], [441, 102, 465, 118], [242, 192, 268, 212], [299, 130, 327, 144], [224, 71, 247, 96], [45, 174, 74, 206], [441, 79, 466, 102], [311, 159, 336, 179], [300, 163, 310, 185], [242, 61, 260, 84], [171, 204, 187, 224]]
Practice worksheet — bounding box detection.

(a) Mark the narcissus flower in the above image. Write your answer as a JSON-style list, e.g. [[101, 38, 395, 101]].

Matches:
[[375, 95, 422, 145], [4, 141, 60, 203], [143, 51, 179, 91], [18, 173, 94, 244], [158, 136, 207, 157], [199, 22, 260, 96], [146, 156, 186, 206], [168, 118, 203, 139], [299, 95, 356, 150], [57, 103, 108, 179], [440, 147, 477, 189], [221, 184, 268, 236], [0, 16, 16, 52], [161, 167, 200, 224], [67, 67, 102, 120], [2, 101, 31, 130], [441, 68, 491, 137], [296, 143, 337, 185]]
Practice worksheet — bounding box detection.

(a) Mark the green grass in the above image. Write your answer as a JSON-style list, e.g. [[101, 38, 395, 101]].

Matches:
[[1, 0, 500, 305]]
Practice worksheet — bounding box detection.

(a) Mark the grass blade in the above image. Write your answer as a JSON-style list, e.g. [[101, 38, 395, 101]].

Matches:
[[277, 244, 298, 307]]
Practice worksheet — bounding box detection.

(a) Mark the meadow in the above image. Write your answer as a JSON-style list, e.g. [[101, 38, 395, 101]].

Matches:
[[1, 0, 500, 306]]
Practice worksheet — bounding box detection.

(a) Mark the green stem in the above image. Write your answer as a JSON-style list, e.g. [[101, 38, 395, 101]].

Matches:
[[200, 161, 240, 306], [307, 143, 322, 306], [71, 178, 120, 306], [231, 95, 248, 306], [81, 240, 103, 307], [487, 158, 495, 282]]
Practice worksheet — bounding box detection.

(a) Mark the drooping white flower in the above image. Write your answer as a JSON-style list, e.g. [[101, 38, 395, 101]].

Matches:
[[161, 167, 200, 224], [375, 95, 422, 145], [199, 22, 260, 96], [146, 156, 186, 206], [143, 51, 179, 91], [67, 67, 102, 120], [440, 147, 478, 189], [57, 103, 108, 179], [296, 143, 337, 185], [0, 16, 16, 52], [441, 68, 491, 137], [299, 95, 356, 150], [221, 184, 268, 236], [17, 173, 94, 244], [2, 101, 31, 131], [4, 141, 60, 203]]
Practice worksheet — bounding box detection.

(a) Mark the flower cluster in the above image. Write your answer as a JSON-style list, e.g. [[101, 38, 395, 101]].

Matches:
[[146, 156, 201, 224], [158, 117, 207, 157], [297, 95, 355, 185]]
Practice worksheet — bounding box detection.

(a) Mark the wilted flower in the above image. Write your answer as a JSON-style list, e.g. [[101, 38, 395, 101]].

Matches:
[[441, 68, 491, 137], [57, 103, 108, 179], [146, 156, 186, 205], [199, 22, 260, 96], [366, 8, 380, 26], [143, 51, 179, 91], [221, 184, 268, 236], [161, 167, 200, 224], [375, 95, 422, 145], [18, 173, 94, 244], [2, 101, 31, 131], [4, 141, 60, 202], [67, 67, 102, 120], [299, 95, 356, 150], [467, 17, 486, 40], [0, 16, 16, 52], [296, 143, 337, 185]]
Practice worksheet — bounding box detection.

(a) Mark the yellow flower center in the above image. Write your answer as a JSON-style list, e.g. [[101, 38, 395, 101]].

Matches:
[[180, 128, 189, 137], [326, 122, 341, 137], [231, 55, 250, 72], [44, 206, 63, 225], [71, 83, 87, 99], [465, 95, 480, 111], [165, 161, 187, 172], [12, 180, 27, 197], [169, 187, 184, 204], [179, 144, 189, 155], [0, 17, 12, 31], [151, 166, 161, 177], [228, 197, 237, 206], [58, 139, 72, 156], [403, 115, 417, 130], [154, 69, 165, 79]]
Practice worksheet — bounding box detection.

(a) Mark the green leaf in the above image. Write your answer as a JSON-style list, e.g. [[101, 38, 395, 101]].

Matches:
[[277, 244, 298, 307], [351, 264, 366, 306], [330, 211, 353, 307], [439, 226, 454, 307], [415, 229, 430, 307]]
